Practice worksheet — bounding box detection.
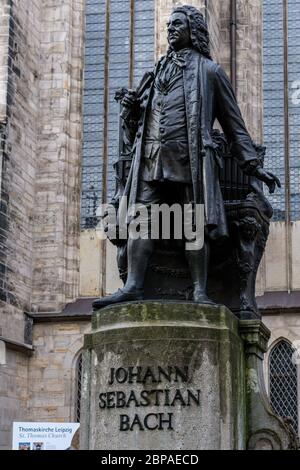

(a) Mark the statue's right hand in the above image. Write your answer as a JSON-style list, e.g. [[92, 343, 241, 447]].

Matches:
[[121, 89, 138, 108]]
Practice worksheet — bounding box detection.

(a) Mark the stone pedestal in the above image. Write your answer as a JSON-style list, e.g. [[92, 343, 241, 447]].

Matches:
[[240, 321, 298, 450], [80, 302, 297, 450]]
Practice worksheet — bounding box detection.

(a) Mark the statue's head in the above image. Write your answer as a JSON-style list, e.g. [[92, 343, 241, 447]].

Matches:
[[167, 5, 211, 59]]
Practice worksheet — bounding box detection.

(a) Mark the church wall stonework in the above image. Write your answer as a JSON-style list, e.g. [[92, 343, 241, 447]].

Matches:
[[27, 321, 90, 423], [31, 0, 84, 312], [0, 348, 29, 450], [214, 0, 263, 141], [235, 0, 263, 143], [0, 0, 40, 337], [0, 0, 299, 450], [0, 0, 41, 450], [0, 0, 86, 329], [0, 319, 91, 449], [0, 0, 9, 122], [0, 0, 85, 450]]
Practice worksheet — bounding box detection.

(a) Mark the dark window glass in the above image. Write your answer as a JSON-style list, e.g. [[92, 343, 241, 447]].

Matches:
[[81, 0, 155, 228], [81, 0, 106, 229], [75, 353, 83, 423], [288, 0, 300, 221], [263, 0, 300, 221], [269, 340, 298, 434], [263, 0, 285, 221]]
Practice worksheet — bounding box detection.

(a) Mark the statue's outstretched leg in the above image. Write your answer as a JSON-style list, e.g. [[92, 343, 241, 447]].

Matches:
[[185, 240, 215, 304], [92, 238, 154, 310]]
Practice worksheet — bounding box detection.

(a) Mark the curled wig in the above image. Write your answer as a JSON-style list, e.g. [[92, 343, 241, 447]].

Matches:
[[168, 5, 212, 60]]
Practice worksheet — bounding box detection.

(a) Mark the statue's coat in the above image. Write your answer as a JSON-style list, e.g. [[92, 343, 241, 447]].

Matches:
[[122, 49, 259, 240]]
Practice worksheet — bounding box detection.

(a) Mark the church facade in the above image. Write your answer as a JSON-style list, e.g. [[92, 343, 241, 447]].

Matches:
[[0, 0, 299, 449]]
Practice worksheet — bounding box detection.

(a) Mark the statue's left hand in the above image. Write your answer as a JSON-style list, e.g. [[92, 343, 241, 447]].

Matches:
[[254, 167, 281, 194]]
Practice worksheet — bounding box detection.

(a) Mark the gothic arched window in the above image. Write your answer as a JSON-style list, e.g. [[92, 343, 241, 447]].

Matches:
[[263, 0, 300, 221], [269, 339, 298, 433], [75, 353, 83, 423], [81, 0, 155, 228]]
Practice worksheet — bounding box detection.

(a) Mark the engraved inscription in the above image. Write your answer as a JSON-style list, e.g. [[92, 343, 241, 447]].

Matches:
[[98, 366, 201, 431]]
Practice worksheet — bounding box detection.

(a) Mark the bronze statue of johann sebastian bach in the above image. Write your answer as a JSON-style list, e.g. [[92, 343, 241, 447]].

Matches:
[[92, 5, 280, 310]]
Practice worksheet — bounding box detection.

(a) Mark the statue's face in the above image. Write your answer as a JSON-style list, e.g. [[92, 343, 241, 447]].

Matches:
[[167, 12, 191, 51]]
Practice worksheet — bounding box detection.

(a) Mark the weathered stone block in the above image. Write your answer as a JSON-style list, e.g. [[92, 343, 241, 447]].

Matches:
[[81, 302, 246, 450], [81, 302, 297, 450]]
